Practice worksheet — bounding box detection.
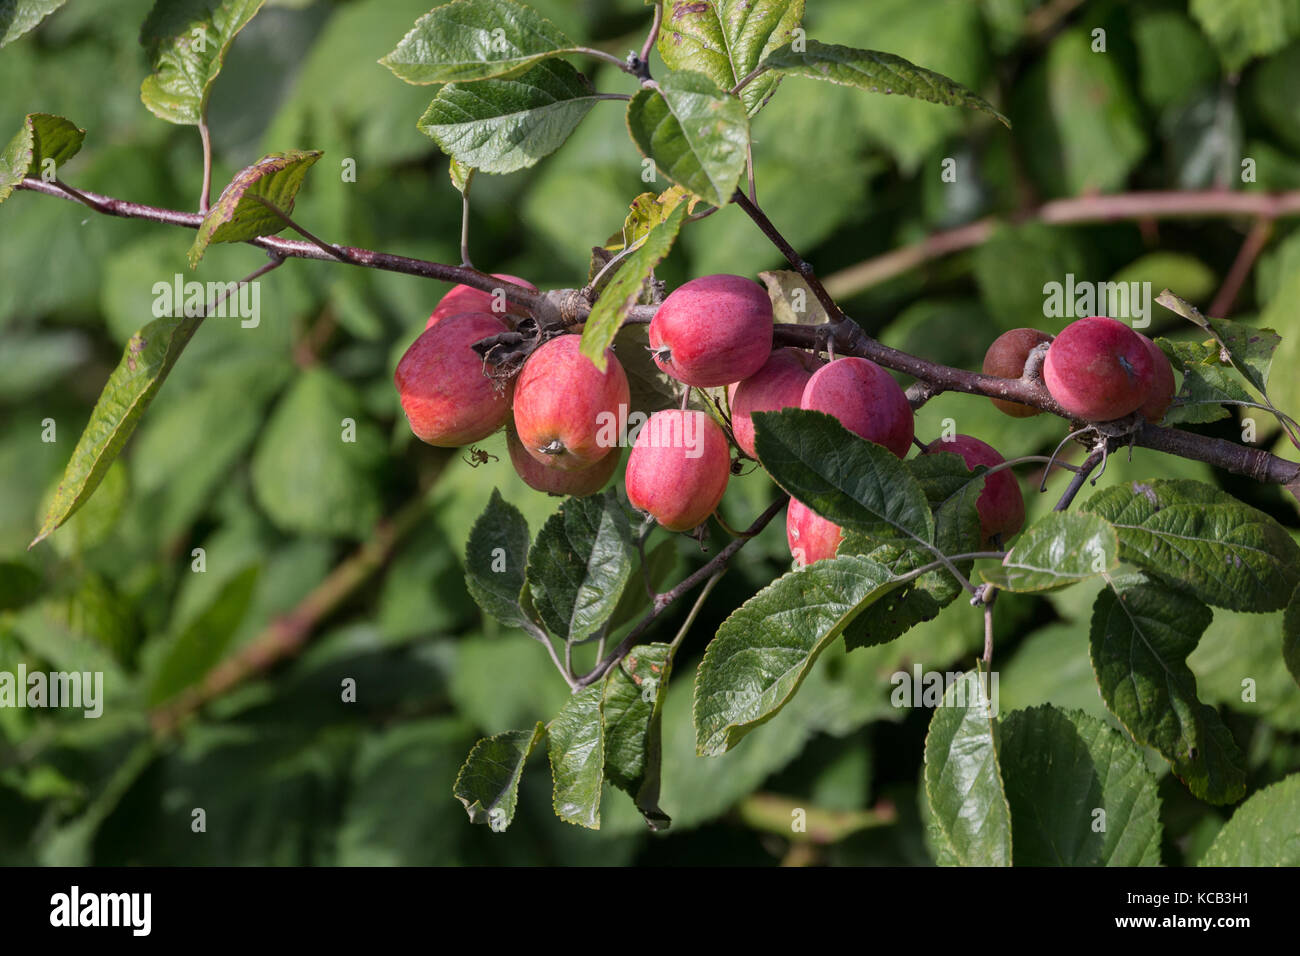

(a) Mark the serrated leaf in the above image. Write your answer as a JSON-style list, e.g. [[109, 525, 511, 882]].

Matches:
[[693, 554, 901, 755], [453, 723, 545, 829], [1090, 577, 1247, 805], [417, 58, 602, 174], [0, 0, 68, 47], [1208, 316, 1280, 398], [527, 489, 636, 643], [760, 39, 1009, 127], [1080, 479, 1300, 612], [188, 149, 322, 266], [838, 542, 953, 651], [547, 684, 604, 828], [581, 200, 686, 371], [31, 315, 203, 548], [757, 269, 827, 325], [1161, 337, 1250, 425], [752, 408, 934, 546], [140, 0, 268, 125], [981, 512, 1118, 593], [602, 643, 673, 830], [0, 112, 85, 206], [626, 70, 749, 208], [1000, 705, 1162, 866], [1199, 773, 1300, 865], [923, 669, 1012, 866], [381, 0, 575, 84], [464, 489, 533, 629], [657, 0, 805, 115]]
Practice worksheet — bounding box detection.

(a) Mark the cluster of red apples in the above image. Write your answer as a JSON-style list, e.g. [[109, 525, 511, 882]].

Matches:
[[395, 274, 1176, 567]]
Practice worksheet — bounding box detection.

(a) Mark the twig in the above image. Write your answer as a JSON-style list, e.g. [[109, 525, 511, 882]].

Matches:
[[732, 189, 846, 325], [1210, 218, 1273, 317], [638, 2, 662, 76], [823, 190, 1300, 300], [251, 195, 351, 262], [1053, 448, 1105, 511], [149, 489, 433, 734], [576, 496, 787, 687]]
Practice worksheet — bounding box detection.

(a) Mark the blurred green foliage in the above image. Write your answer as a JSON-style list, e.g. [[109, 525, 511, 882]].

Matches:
[[2, 0, 1299, 866]]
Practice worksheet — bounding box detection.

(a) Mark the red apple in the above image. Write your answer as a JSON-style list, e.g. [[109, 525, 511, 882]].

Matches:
[[649, 275, 774, 387], [923, 434, 1025, 545], [801, 357, 914, 458], [512, 334, 630, 470], [787, 498, 843, 567], [625, 410, 730, 531], [506, 426, 617, 497], [728, 348, 823, 458], [426, 273, 537, 328], [982, 328, 1052, 418], [1136, 333, 1176, 423], [1043, 316, 1155, 421], [395, 311, 511, 446]]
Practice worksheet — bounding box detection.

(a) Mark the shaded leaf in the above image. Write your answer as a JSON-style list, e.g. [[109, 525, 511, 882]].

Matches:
[[547, 684, 604, 828], [464, 489, 533, 630], [761, 39, 1009, 127], [1090, 576, 1247, 804], [453, 723, 546, 829], [602, 643, 673, 830]]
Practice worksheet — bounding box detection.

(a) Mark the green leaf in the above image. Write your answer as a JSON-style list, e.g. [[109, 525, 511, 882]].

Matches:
[[1080, 479, 1300, 612], [1190, 0, 1300, 73], [1199, 773, 1300, 865], [148, 565, 260, 706], [417, 58, 602, 174], [657, 0, 805, 115], [527, 489, 636, 643], [0, 0, 67, 47], [1000, 705, 1162, 866], [452, 723, 546, 829], [923, 669, 1012, 866], [601, 643, 673, 830], [140, 0, 268, 125], [1286, 586, 1300, 691], [1161, 337, 1252, 425], [1090, 576, 1247, 805], [625, 70, 750, 208], [547, 684, 604, 828], [0, 112, 85, 206], [760, 39, 1008, 127], [30, 314, 203, 548], [839, 542, 955, 651], [580, 199, 686, 371], [249, 368, 383, 539], [188, 149, 322, 266], [752, 408, 934, 546], [693, 554, 901, 756], [981, 512, 1118, 593], [464, 489, 534, 630], [381, 0, 575, 84]]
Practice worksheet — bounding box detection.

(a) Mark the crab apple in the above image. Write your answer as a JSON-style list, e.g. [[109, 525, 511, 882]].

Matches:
[[923, 434, 1025, 545], [649, 274, 774, 387], [982, 327, 1052, 418], [426, 273, 537, 328], [786, 498, 843, 567], [512, 334, 630, 470], [506, 427, 617, 497], [1043, 316, 1155, 421], [728, 348, 823, 458], [395, 311, 510, 447], [625, 410, 730, 532], [1136, 333, 1176, 423], [800, 357, 914, 458]]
